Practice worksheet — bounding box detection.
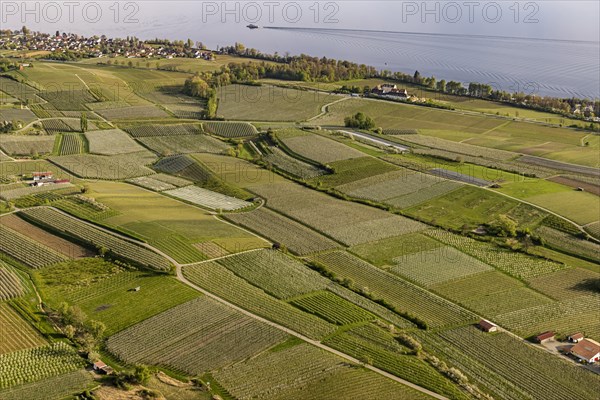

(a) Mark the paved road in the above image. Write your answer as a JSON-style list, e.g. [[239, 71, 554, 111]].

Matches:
[[307, 96, 350, 122]]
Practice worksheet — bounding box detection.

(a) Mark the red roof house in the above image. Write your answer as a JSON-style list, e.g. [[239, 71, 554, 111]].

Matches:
[[478, 319, 498, 333], [568, 333, 584, 343], [93, 360, 113, 374], [93, 361, 107, 371], [571, 339, 600, 363], [535, 331, 555, 343]]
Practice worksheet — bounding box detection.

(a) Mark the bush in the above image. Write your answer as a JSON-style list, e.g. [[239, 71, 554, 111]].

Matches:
[[344, 112, 375, 129], [396, 333, 422, 353]]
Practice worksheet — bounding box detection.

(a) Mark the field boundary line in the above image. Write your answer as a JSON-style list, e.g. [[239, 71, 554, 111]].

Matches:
[[75, 74, 90, 91], [180, 248, 264, 267], [478, 120, 511, 136]]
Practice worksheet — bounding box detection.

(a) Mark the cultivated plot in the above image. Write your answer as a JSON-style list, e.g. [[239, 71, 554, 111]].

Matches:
[[0, 303, 46, 354], [390, 246, 493, 287], [0, 135, 56, 156], [216, 249, 328, 299], [436, 326, 600, 400], [107, 297, 288, 375], [183, 261, 336, 339], [85, 129, 145, 155], [250, 181, 426, 246], [224, 208, 339, 256], [165, 185, 252, 211], [213, 342, 431, 400], [281, 133, 364, 164], [313, 251, 476, 328]]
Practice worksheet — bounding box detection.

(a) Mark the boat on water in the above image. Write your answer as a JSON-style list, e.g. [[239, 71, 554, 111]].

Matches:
[[247, 24, 260, 29]]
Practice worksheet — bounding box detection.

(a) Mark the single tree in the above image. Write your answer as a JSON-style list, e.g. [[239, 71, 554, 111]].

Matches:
[[80, 112, 88, 132], [413, 70, 422, 83]]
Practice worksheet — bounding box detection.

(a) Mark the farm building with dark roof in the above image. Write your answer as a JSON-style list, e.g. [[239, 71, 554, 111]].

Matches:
[[535, 331, 555, 343]]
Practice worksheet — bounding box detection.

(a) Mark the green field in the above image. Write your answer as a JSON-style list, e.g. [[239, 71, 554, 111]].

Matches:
[[495, 294, 600, 340], [263, 145, 327, 179], [349, 232, 443, 267], [203, 121, 258, 137], [280, 131, 365, 164], [20, 207, 173, 272], [137, 134, 228, 156], [289, 291, 375, 325], [430, 271, 553, 317], [80, 181, 268, 255], [537, 226, 600, 262], [50, 151, 157, 179], [38, 266, 200, 334], [313, 156, 399, 187], [496, 179, 600, 225], [0, 224, 67, 268], [528, 246, 600, 273], [217, 84, 342, 121], [425, 230, 567, 279], [224, 207, 339, 256], [0, 135, 57, 156], [0, 342, 86, 389], [527, 268, 600, 300], [336, 168, 460, 205], [0, 369, 93, 400], [213, 343, 432, 400], [58, 133, 85, 155], [390, 246, 493, 287], [85, 129, 146, 155], [0, 303, 46, 355], [313, 251, 476, 328], [249, 180, 426, 246], [0, 262, 24, 300], [405, 185, 548, 231], [324, 324, 468, 399], [215, 250, 328, 299]]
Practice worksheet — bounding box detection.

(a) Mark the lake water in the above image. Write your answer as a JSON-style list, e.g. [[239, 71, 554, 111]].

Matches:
[[232, 27, 600, 100], [10, 13, 599, 99], [149, 18, 598, 99]]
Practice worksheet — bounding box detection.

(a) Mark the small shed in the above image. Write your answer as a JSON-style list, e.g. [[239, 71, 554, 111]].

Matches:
[[32, 172, 53, 181], [568, 332, 584, 343], [93, 360, 114, 374], [535, 331, 555, 344], [478, 319, 497, 333], [93, 360, 107, 371]]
